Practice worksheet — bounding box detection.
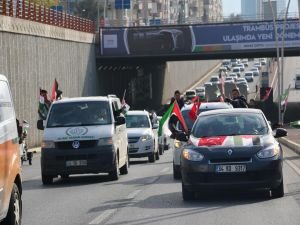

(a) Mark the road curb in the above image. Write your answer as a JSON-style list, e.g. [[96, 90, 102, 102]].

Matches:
[[278, 137, 300, 155]]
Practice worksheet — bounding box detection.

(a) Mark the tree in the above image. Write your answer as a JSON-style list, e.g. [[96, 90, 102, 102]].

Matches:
[[225, 13, 243, 22]]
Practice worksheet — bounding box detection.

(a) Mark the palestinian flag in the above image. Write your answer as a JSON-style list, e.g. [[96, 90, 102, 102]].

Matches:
[[50, 78, 59, 102], [280, 85, 291, 113], [158, 101, 188, 136]]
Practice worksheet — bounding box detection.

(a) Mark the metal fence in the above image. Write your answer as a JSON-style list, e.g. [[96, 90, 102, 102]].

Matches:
[[0, 0, 95, 33]]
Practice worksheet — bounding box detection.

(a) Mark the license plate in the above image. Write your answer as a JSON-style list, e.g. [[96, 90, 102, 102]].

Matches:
[[66, 160, 87, 167], [215, 164, 246, 173]]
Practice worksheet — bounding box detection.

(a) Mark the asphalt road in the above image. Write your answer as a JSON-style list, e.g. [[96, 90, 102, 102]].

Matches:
[[22, 145, 300, 225]]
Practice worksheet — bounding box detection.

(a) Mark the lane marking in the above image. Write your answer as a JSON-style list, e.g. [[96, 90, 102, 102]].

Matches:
[[89, 209, 116, 225], [160, 167, 170, 173], [126, 189, 142, 199], [285, 160, 300, 176]]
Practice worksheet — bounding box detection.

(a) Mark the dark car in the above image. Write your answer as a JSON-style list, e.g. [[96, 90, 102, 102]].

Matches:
[[178, 108, 287, 200]]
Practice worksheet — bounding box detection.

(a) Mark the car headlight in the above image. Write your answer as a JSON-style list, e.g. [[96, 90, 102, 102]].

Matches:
[[98, 137, 113, 146], [257, 145, 280, 159], [174, 140, 182, 148], [182, 149, 204, 161], [41, 141, 55, 149], [140, 135, 152, 142]]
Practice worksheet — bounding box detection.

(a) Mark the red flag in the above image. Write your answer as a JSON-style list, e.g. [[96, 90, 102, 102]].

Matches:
[[173, 101, 188, 133], [50, 79, 59, 102], [189, 96, 201, 121], [262, 87, 271, 102]]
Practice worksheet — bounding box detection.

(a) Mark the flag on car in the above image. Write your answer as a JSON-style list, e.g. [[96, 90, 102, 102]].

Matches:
[[121, 89, 130, 114], [280, 84, 291, 113], [189, 96, 201, 121], [50, 78, 59, 102], [158, 101, 188, 136], [38, 89, 49, 120]]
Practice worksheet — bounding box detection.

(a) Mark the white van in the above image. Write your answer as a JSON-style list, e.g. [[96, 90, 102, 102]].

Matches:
[[37, 96, 129, 184], [0, 74, 22, 224]]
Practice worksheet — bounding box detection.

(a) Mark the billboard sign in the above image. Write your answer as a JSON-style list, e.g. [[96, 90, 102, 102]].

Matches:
[[100, 19, 300, 57]]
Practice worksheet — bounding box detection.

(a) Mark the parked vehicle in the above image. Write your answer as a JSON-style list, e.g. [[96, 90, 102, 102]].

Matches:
[[126, 110, 159, 162], [0, 74, 22, 224], [37, 96, 129, 184], [295, 74, 300, 89], [177, 108, 287, 200], [172, 102, 233, 179]]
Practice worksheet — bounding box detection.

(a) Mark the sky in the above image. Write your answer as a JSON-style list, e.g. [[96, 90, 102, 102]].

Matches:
[[222, 0, 299, 17]]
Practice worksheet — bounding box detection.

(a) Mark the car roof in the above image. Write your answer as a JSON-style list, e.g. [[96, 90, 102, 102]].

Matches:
[[52, 96, 110, 105], [126, 110, 149, 116], [199, 108, 262, 117], [181, 102, 233, 111]]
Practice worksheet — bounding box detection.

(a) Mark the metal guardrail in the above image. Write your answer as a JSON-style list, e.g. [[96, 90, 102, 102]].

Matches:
[[0, 0, 95, 33]]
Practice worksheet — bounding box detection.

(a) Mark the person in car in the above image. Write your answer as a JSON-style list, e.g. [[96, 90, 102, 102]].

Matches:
[[223, 88, 248, 108]]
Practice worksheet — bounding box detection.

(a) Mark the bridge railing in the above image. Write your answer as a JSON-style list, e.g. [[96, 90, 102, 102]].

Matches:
[[0, 0, 95, 33]]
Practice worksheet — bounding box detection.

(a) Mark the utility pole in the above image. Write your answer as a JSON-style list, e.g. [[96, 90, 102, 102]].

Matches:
[[268, 0, 281, 125]]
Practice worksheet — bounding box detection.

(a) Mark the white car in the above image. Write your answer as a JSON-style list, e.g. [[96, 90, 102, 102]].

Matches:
[[245, 71, 254, 82], [241, 59, 249, 67], [232, 67, 241, 77], [210, 76, 220, 85], [254, 62, 262, 70], [204, 82, 212, 88], [236, 63, 245, 71], [228, 72, 238, 81], [260, 58, 267, 65], [126, 110, 159, 162], [185, 90, 196, 101], [225, 77, 235, 83], [195, 86, 205, 99], [250, 68, 259, 76]]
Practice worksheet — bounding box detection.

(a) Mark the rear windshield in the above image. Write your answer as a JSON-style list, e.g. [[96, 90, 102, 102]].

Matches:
[[233, 68, 240, 72], [210, 77, 219, 82], [192, 113, 268, 138], [47, 101, 112, 128]]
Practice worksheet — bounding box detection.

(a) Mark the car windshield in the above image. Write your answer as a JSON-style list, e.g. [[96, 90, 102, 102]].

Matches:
[[126, 115, 150, 128], [47, 101, 112, 128], [186, 91, 195, 95], [192, 112, 268, 138]]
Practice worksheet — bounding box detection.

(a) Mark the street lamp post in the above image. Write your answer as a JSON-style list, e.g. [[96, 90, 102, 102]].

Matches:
[[268, 0, 281, 125]]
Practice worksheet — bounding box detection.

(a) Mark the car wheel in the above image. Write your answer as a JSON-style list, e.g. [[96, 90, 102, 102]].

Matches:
[[182, 183, 195, 201], [109, 156, 120, 181], [173, 163, 181, 180], [42, 174, 53, 185], [271, 180, 284, 198], [148, 153, 156, 163], [120, 154, 129, 175], [2, 183, 22, 225]]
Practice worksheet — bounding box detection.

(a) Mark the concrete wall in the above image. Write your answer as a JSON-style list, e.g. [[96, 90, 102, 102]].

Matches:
[[0, 15, 99, 147], [162, 60, 220, 103]]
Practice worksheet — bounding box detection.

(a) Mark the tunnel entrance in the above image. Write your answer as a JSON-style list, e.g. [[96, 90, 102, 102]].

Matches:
[[97, 61, 166, 110]]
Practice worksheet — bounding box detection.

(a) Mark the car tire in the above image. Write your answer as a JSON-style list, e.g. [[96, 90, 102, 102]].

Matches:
[[2, 183, 22, 225], [148, 153, 156, 163], [271, 180, 284, 198], [42, 175, 53, 185], [173, 163, 181, 180], [109, 156, 120, 181], [120, 154, 129, 175], [182, 183, 195, 201]]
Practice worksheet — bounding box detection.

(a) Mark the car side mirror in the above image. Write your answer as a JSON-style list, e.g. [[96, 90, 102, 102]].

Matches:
[[37, 120, 44, 130], [274, 128, 287, 138], [115, 116, 125, 125]]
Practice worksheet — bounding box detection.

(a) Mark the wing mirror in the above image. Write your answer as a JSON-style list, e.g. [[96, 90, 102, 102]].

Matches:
[[274, 128, 287, 138], [37, 120, 44, 130]]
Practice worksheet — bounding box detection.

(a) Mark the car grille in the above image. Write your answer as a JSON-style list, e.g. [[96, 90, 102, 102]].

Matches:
[[129, 148, 139, 153], [128, 137, 140, 143], [209, 157, 252, 164], [55, 140, 98, 149]]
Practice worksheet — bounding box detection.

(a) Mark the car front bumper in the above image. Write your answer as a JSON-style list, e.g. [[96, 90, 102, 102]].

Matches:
[[181, 158, 282, 191], [128, 139, 154, 158]]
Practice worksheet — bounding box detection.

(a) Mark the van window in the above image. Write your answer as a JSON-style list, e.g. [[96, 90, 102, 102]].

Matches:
[[47, 101, 112, 128], [0, 80, 14, 122], [296, 76, 300, 81]]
